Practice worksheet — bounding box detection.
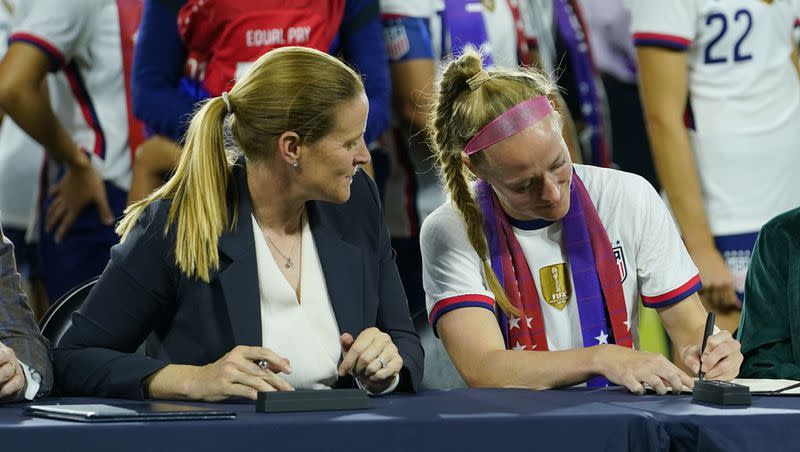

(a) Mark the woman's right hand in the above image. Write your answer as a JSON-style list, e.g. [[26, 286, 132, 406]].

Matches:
[[595, 344, 695, 395], [185, 346, 294, 401]]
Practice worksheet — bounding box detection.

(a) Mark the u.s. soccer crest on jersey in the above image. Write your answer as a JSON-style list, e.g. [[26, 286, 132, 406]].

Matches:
[[612, 241, 627, 283], [384, 23, 410, 61]]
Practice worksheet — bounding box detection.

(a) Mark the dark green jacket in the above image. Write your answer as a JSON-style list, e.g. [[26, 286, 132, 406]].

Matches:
[[739, 207, 800, 378]]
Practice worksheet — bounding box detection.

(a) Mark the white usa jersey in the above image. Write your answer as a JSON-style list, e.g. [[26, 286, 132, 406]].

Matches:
[[0, 1, 42, 229], [421, 165, 701, 350], [9, 0, 144, 191], [630, 0, 800, 235]]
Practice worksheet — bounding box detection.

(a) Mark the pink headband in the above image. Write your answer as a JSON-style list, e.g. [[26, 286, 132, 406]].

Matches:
[[464, 96, 554, 155]]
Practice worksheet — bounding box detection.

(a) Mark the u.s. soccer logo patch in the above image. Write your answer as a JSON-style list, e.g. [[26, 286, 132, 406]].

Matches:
[[612, 241, 627, 283], [384, 24, 410, 62]]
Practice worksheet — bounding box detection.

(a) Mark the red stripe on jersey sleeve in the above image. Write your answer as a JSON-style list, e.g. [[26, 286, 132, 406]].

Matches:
[[632, 32, 691, 51], [8, 32, 67, 70], [641, 274, 702, 308], [429, 294, 495, 337]]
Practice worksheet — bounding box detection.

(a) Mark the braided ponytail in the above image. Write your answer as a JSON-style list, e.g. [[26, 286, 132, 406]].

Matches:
[[438, 150, 518, 316]]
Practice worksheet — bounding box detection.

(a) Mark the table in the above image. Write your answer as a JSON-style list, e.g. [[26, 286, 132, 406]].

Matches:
[[608, 393, 800, 451], [553, 388, 800, 452], [2, 388, 799, 451], [1, 388, 664, 452]]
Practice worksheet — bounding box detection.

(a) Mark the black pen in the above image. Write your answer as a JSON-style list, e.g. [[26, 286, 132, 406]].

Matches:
[[771, 381, 800, 395], [698, 312, 716, 381]]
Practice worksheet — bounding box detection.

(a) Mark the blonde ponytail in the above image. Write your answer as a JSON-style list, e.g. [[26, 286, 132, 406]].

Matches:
[[118, 96, 232, 282]]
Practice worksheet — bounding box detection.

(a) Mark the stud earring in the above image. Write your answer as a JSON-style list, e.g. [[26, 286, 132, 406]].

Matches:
[[291, 159, 300, 168]]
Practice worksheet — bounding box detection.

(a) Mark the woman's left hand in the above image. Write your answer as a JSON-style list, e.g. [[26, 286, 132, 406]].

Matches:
[[681, 329, 743, 381], [338, 328, 402, 393]]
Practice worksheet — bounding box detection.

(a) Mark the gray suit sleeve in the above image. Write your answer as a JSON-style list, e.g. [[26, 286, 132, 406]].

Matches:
[[0, 227, 52, 398]]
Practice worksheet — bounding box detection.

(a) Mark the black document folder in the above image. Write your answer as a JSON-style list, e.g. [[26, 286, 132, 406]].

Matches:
[[25, 402, 236, 422]]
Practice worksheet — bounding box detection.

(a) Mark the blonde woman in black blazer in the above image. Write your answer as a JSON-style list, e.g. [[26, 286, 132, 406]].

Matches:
[[54, 47, 423, 400]]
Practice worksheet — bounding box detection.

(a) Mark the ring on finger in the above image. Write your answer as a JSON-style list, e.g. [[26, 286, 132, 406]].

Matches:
[[377, 356, 388, 369]]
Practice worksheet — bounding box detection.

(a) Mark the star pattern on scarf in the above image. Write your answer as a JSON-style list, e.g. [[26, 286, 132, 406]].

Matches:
[[512, 341, 526, 351], [623, 319, 630, 331], [595, 330, 609, 345], [509, 317, 521, 330], [525, 316, 533, 328]]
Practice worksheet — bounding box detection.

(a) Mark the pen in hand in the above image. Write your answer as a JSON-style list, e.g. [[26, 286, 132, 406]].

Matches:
[[698, 311, 716, 381]]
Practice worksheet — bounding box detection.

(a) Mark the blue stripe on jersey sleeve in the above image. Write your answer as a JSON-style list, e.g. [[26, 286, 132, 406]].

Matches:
[[641, 276, 702, 309]]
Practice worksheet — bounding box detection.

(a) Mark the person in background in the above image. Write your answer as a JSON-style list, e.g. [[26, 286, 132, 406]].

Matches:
[[523, 0, 608, 166], [0, 0, 145, 302], [379, 0, 437, 317], [55, 47, 423, 400], [577, 0, 659, 190], [630, 0, 800, 341], [0, 0, 46, 316], [0, 223, 51, 401], [127, 0, 391, 204], [421, 51, 742, 394]]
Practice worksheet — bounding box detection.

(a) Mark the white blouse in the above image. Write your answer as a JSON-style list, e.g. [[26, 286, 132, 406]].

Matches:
[[252, 213, 342, 390]]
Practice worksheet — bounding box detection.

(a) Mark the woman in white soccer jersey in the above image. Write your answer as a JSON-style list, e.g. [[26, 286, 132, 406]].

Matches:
[[420, 50, 743, 393], [378, 0, 583, 314], [0, 0, 145, 303], [630, 0, 800, 335]]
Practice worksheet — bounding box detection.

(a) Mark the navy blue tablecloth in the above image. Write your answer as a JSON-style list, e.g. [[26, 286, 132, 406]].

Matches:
[[1, 388, 666, 452], [607, 393, 800, 452], [5, 388, 800, 451]]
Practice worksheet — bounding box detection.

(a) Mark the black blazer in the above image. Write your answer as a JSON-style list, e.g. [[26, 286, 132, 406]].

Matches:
[[54, 163, 423, 398]]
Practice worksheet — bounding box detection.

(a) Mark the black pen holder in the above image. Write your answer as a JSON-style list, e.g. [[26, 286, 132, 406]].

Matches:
[[691, 380, 751, 406], [256, 389, 369, 413]]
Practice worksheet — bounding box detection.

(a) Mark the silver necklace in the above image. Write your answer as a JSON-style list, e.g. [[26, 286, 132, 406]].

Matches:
[[254, 213, 301, 269]]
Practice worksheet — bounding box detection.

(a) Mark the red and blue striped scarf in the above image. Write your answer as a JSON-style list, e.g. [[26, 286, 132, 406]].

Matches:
[[477, 171, 632, 387]]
